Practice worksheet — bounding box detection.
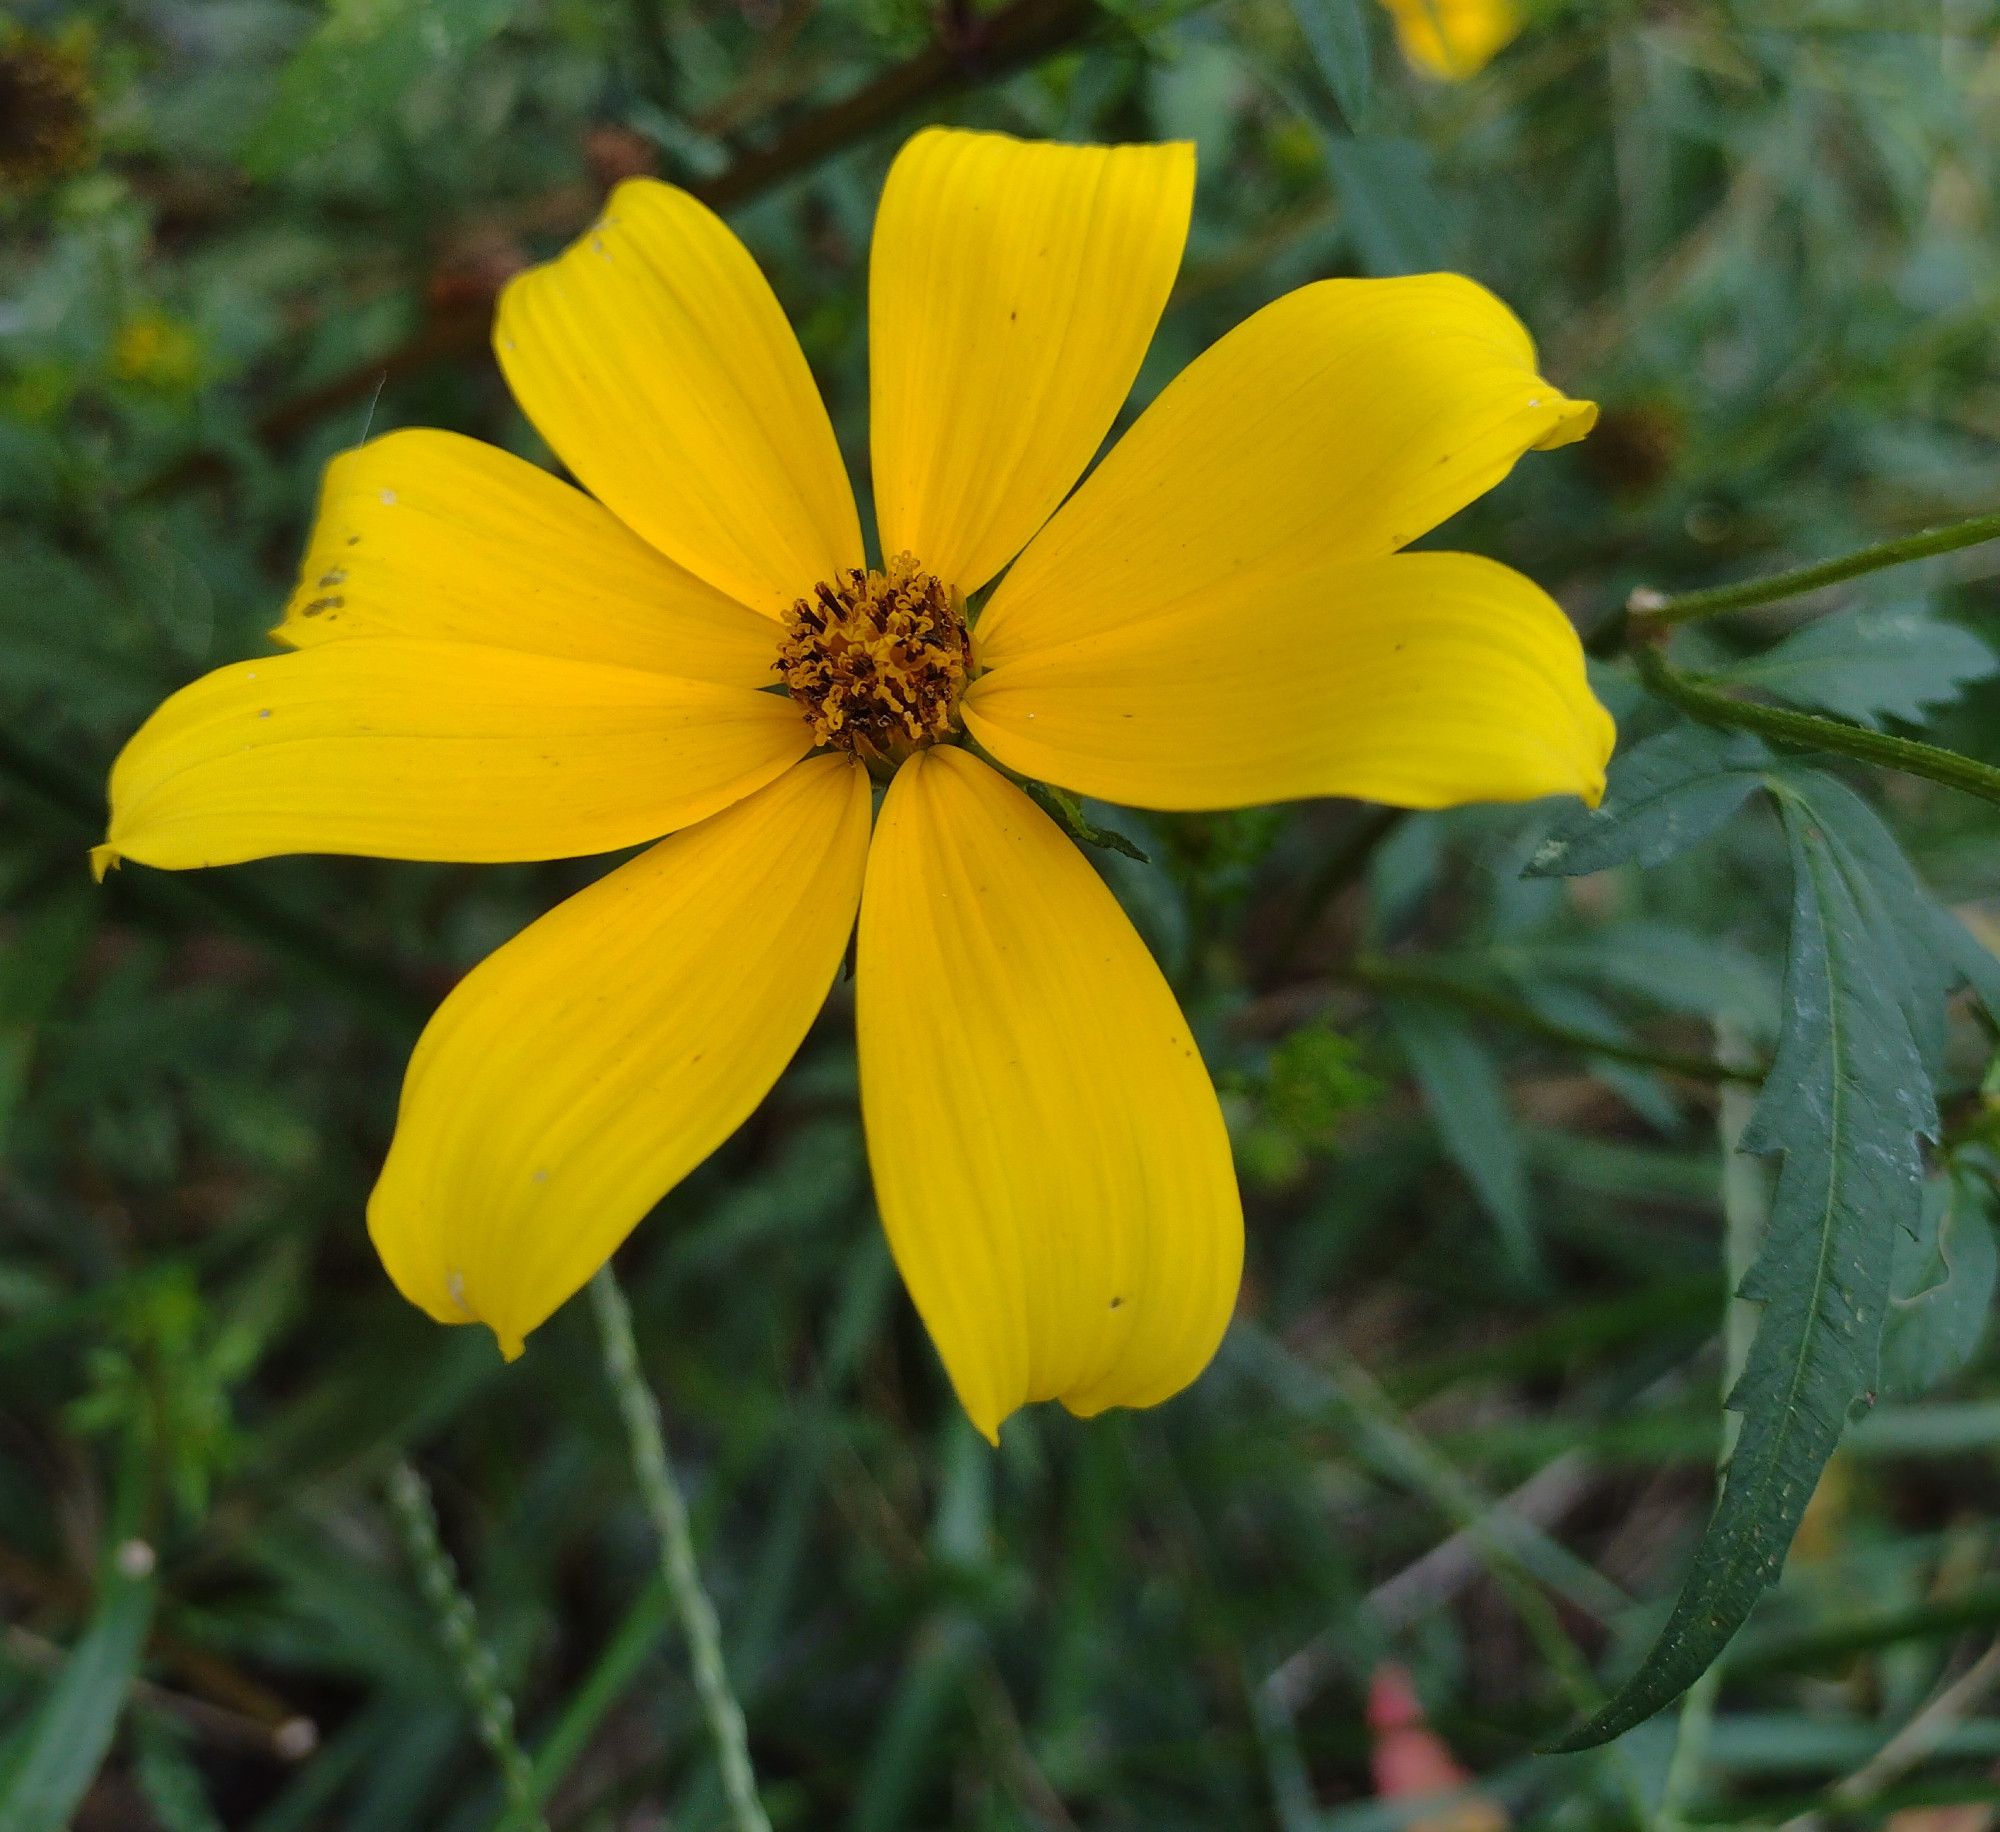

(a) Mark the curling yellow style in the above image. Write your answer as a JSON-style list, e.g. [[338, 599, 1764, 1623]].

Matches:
[[100, 128, 1611, 1441]]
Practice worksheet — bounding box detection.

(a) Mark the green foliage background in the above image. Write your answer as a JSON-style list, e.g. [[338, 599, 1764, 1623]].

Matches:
[[3, 0, 1999, 1826]]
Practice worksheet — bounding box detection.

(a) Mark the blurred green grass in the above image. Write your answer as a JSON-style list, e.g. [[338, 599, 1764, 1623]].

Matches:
[[3, 1, 2000, 1826]]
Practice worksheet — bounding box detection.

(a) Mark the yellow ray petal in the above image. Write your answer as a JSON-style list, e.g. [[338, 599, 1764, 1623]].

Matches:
[[495, 179, 862, 616], [975, 273, 1594, 668], [99, 639, 809, 872], [857, 747, 1242, 1442], [1381, 0, 1522, 81], [967, 551, 1613, 812], [370, 755, 871, 1355], [869, 128, 1194, 596], [275, 429, 779, 689]]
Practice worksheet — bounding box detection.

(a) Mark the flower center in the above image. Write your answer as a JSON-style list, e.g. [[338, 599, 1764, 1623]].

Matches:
[[776, 554, 971, 766]]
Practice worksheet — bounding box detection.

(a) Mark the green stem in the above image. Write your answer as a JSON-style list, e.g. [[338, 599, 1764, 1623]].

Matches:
[[1625, 509, 2000, 628], [385, 1461, 547, 1832], [1345, 957, 1763, 1085], [588, 1266, 771, 1832], [1636, 646, 2000, 808]]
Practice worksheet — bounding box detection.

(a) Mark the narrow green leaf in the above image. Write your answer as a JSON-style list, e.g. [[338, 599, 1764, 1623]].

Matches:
[[1718, 604, 1997, 731], [1318, 135, 1451, 276], [1023, 781, 1150, 863], [134, 1720, 227, 1832], [1288, 0, 1373, 126], [1526, 727, 1772, 878], [1547, 777, 1936, 1750], [0, 1552, 157, 1832], [1388, 1003, 1536, 1276]]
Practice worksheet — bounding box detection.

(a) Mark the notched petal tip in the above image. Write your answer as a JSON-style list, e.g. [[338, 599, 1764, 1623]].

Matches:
[[1535, 395, 1599, 450], [89, 842, 118, 882]]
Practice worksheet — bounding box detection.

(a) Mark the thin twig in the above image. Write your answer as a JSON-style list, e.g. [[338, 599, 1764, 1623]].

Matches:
[[694, 0, 1095, 208], [1342, 956, 1764, 1085], [589, 1266, 771, 1832], [1780, 1637, 2000, 1832], [1624, 508, 2000, 629], [1242, 1331, 1653, 1828], [1262, 1447, 1597, 1715], [385, 1461, 548, 1832]]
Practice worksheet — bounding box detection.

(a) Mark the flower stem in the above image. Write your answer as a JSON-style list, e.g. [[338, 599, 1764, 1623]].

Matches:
[[1625, 509, 2000, 628], [385, 1461, 547, 1832], [588, 1265, 772, 1832], [1635, 646, 2000, 808]]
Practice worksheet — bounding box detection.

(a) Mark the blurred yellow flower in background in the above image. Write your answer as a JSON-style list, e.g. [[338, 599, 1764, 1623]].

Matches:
[[112, 310, 203, 392], [99, 128, 1608, 1440], [1381, 0, 1523, 80]]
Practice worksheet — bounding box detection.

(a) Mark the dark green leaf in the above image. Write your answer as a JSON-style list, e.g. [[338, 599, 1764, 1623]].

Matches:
[[1526, 727, 1773, 878], [1881, 1175, 1998, 1399], [1720, 605, 1997, 731], [1389, 1003, 1535, 1276], [0, 1554, 157, 1832], [1548, 775, 1936, 1750], [1288, 0, 1373, 127], [1768, 765, 2000, 1051]]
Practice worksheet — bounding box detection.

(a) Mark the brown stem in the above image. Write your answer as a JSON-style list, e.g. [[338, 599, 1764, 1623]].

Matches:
[[696, 0, 1092, 208], [134, 0, 1106, 500]]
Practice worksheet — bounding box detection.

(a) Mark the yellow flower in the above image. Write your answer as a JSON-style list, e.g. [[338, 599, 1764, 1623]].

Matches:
[[1380, 0, 1523, 80], [98, 130, 1610, 1441], [112, 311, 203, 392]]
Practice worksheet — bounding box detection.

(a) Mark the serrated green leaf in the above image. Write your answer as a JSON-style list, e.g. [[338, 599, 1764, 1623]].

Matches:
[[1548, 774, 1936, 1750], [1881, 1174, 1997, 1399], [0, 1557, 157, 1832], [1288, 0, 1373, 126], [1388, 1003, 1535, 1276], [1526, 727, 1773, 878], [1767, 764, 1999, 1051], [1720, 604, 1997, 731]]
